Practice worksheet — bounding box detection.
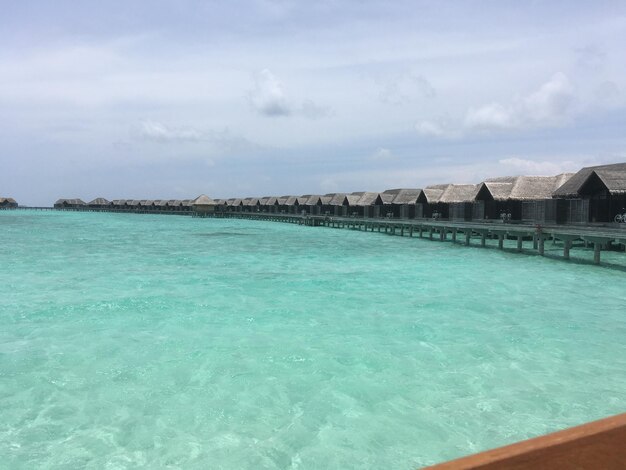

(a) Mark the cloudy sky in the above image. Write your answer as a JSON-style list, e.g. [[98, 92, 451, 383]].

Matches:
[[2, 1, 626, 205]]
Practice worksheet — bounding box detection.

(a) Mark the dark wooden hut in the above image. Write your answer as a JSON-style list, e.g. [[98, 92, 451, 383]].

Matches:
[[354, 192, 385, 218], [553, 162, 626, 223], [276, 196, 289, 213], [304, 195, 324, 215], [435, 184, 477, 221], [382, 189, 426, 218], [0, 197, 18, 209], [54, 198, 86, 209], [87, 198, 109, 209], [421, 185, 448, 218], [229, 198, 243, 212]]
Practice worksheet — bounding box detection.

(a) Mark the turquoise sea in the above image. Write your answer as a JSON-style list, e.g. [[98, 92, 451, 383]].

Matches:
[[1, 210, 625, 469]]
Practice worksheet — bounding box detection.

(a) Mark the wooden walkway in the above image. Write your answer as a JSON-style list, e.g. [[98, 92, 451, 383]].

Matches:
[[8, 207, 626, 265], [221, 212, 626, 265]]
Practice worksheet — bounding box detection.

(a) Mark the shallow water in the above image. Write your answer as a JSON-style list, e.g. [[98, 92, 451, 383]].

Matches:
[[1, 210, 625, 469]]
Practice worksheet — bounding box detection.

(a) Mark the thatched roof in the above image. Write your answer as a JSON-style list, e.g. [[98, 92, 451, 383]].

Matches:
[[437, 184, 478, 203], [181, 200, 192, 206], [355, 192, 383, 206], [284, 196, 308, 205], [305, 195, 323, 205], [476, 174, 573, 201], [345, 194, 361, 205], [229, 198, 243, 206], [277, 196, 289, 205], [193, 194, 217, 206], [88, 197, 110, 205], [265, 197, 279, 205], [0, 197, 17, 205], [423, 185, 449, 203], [55, 198, 86, 206], [382, 188, 426, 204], [246, 198, 261, 206], [553, 162, 626, 197], [327, 193, 348, 205]]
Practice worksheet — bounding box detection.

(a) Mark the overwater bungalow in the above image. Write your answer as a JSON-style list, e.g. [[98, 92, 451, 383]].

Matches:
[[437, 184, 478, 221], [264, 197, 280, 213], [283, 196, 307, 214], [87, 198, 109, 209], [54, 198, 86, 209], [382, 189, 426, 218], [0, 197, 18, 209], [553, 162, 626, 223], [191, 194, 217, 214], [127, 200, 141, 211], [276, 196, 289, 213], [244, 198, 262, 212], [420, 185, 449, 218], [474, 174, 572, 222], [354, 192, 385, 218], [324, 193, 347, 216], [228, 198, 243, 212], [258, 197, 271, 212], [110, 199, 125, 210], [181, 200, 193, 212], [151, 200, 165, 211], [303, 195, 324, 215]]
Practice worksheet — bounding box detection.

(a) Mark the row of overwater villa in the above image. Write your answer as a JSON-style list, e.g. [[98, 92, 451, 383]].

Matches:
[[53, 162, 626, 225]]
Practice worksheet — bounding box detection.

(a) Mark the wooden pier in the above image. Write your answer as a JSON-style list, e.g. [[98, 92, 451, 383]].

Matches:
[[220, 212, 626, 265], [8, 207, 626, 265]]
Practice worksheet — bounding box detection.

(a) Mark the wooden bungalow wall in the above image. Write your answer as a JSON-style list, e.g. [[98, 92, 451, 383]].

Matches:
[[449, 203, 473, 221]]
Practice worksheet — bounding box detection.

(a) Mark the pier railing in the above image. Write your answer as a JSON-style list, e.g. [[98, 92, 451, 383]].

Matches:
[[219, 211, 626, 265]]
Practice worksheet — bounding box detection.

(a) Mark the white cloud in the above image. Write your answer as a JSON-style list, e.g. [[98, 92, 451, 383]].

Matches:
[[248, 69, 291, 116], [369, 147, 395, 161], [133, 121, 260, 156], [138, 120, 201, 142], [464, 103, 515, 130], [247, 69, 332, 119], [415, 120, 447, 137], [465, 73, 575, 131]]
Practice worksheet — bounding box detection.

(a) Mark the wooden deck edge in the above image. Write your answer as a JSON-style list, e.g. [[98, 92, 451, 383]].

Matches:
[[425, 412, 626, 470]]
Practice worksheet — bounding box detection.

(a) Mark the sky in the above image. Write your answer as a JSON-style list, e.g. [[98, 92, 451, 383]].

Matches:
[[1, 1, 626, 205]]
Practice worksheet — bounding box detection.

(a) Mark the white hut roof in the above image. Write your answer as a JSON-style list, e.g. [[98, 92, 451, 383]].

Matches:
[[355, 192, 383, 206], [327, 193, 348, 205], [437, 184, 478, 203], [193, 194, 217, 205], [554, 162, 626, 197], [88, 197, 110, 205], [479, 174, 575, 201], [382, 188, 426, 204], [423, 185, 449, 203], [305, 195, 323, 205]]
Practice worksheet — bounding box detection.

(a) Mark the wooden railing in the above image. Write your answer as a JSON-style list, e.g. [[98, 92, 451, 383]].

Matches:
[[426, 412, 626, 469]]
